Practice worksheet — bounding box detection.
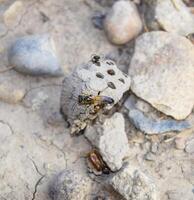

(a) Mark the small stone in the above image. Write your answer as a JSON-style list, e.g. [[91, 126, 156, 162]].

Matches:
[[109, 164, 157, 200], [185, 138, 194, 153], [175, 130, 193, 150], [175, 137, 186, 150], [145, 152, 156, 161], [92, 11, 106, 30], [128, 109, 191, 134], [3, 1, 24, 27], [155, 0, 194, 36], [166, 188, 194, 200], [8, 34, 64, 77], [49, 169, 92, 200], [103, 0, 142, 45], [129, 31, 194, 120], [85, 112, 129, 171], [151, 142, 158, 154], [0, 84, 25, 104]]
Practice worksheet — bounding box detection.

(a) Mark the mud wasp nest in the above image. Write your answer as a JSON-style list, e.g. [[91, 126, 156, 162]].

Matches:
[[60, 55, 131, 134]]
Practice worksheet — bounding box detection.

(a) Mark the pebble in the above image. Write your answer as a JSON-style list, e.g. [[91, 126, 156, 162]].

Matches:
[[151, 142, 158, 154], [155, 0, 194, 36], [175, 130, 193, 150], [145, 152, 156, 161], [103, 0, 142, 45], [8, 34, 64, 77], [109, 164, 158, 200], [3, 1, 24, 27], [85, 112, 129, 171], [0, 84, 25, 104], [129, 31, 194, 120], [185, 138, 194, 153], [49, 169, 92, 200], [175, 137, 186, 150], [129, 109, 191, 135]]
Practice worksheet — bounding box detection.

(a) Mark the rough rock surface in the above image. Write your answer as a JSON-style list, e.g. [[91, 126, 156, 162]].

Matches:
[[109, 164, 158, 200], [129, 31, 194, 120], [155, 0, 194, 36], [8, 34, 64, 76], [61, 57, 131, 134], [49, 169, 92, 200], [85, 112, 129, 171], [104, 0, 142, 44], [128, 109, 191, 134]]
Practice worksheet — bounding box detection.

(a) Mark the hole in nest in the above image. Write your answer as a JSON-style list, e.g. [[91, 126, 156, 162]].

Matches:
[[119, 78, 125, 84], [96, 72, 104, 79], [107, 82, 116, 89], [106, 61, 114, 65], [107, 69, 115, 75], [122, 72, 128, 77]]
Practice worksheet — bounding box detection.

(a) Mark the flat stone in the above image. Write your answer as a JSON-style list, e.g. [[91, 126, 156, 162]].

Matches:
[[129, 31, 194, 120], [128, 109, 191, 134], [8, 34, 64, 77], [156, 0, 194, 36], [109, 164, 158, 200], [85, 112, 129, 171], [49, 169, 92, 200], [104, 0, 142, 44], [3, 1, 24, 27]]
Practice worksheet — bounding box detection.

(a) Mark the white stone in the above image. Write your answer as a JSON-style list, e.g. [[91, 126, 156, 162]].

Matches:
[[104, 0, 142, 45], [156, 0, 194, 36], [185, 138, 194, 153], [109, 164, 158, 200], [85, 112, 129, 171], [129, 31, 194, 120]]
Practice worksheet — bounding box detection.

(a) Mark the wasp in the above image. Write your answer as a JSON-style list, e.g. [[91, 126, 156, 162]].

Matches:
[[78, 91, 114, 114], [87, 149, 110, 175]]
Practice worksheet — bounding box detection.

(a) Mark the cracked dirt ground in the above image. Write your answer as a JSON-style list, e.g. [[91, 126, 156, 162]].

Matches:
[[0, 0, 194, 200]]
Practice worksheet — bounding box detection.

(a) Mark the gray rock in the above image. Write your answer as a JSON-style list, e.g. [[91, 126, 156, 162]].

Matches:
[[185, 138, 194, 153], [155, 0, 194, 36], [128, 109, 191, 134], [103, 0, 142, 44], [60, 56, 131, 134], [92, 11, 106, 30], [49, 169, 92, 200], [109, 164, 158, 200], [8, 34, 64, 77], [85, 112, 129, 171], [129, 31, 194, 120]]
